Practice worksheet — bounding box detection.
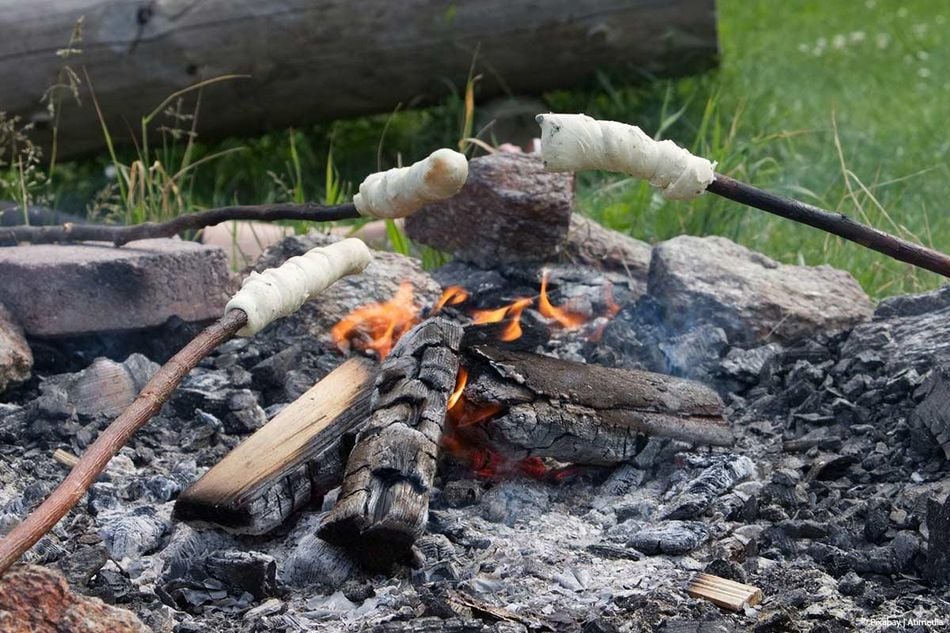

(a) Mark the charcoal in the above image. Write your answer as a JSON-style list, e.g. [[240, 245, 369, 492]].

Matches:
[[203, 551, 277, 600], [87, 565, 134, 603], [657, 324, 728, 382], [662, 622, 735, 633], [720, 344, 783, 383], [910, 367, 950, 459], [439, 479, 486, 508], [927, 496, 950, 585], [661, 455, 754, 519], [837, 571, 866, 596], [599, 463, 647, 496], [98, 506, 170, 559], [626, 520, 708, 555], [415, 534, 457, 565], [776, 519, 830, 539], [480, 480, 552, 526], [143, 474, 181, 503], [282, 535, 355, 590], [864, 502, 889, 544]]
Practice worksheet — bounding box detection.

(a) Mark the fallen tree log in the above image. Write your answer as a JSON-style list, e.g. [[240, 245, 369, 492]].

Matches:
[[0, 0, 718, 157], [173, 357, 376, 535], [456, 345, 733, 463], [319, 318, 463, 570]]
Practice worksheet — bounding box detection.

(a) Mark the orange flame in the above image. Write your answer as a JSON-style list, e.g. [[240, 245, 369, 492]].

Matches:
[[603, 281, 621, 318], [447, 367, 468, 411], [472, 297, 532, 341], [331, 282, 420, 359], [538, 271, 586, 329], [434, 285, 469, 313]]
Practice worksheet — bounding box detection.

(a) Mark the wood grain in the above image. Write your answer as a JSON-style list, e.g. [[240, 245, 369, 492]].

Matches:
[[174, 357, 375, 534]]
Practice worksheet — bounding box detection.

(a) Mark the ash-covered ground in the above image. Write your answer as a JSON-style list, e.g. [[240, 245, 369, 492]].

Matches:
[[2, 231, 949, 633]]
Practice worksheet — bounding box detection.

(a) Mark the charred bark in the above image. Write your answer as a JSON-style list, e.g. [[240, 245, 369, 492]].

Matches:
[[173, 358, 376, 535], [319, 318, 463, 569], [457, 346, 733, 464]]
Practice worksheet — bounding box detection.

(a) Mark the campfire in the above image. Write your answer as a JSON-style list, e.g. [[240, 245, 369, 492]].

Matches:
[[2, 127, 949, 632]]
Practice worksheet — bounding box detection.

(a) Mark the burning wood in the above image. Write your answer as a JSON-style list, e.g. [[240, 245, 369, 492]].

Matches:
[[452, 345, 733, 466], [319, 318, 463, 569], [173, 358, 376, 534], [331, 281, 421, 358]]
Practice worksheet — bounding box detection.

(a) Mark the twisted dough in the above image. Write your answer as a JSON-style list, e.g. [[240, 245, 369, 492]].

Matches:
[[536, 113, 715, 200], [226, 238, 372, 336], [353, 148, 469, 218]]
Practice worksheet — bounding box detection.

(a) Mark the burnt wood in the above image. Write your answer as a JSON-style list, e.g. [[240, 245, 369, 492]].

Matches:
[[319, 318, 463, 569], [457, 345, 733, 464], [173, 358, 375, 535]]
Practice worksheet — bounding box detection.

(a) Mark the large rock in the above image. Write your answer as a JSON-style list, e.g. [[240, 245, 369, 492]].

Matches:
[[0, 239, 231, 337], [648, 235, 873, 345], [405, 153, 574, 266], [559, 215, 652, 296], [0, 564, 151, 633], [0, 304, 31, 394]]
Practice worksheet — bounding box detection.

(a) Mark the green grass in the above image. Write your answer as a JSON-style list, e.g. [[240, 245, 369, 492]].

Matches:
[[10, 0, 947, 298]]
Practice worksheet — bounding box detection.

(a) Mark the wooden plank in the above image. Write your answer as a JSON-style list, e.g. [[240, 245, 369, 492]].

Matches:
[[0, 0, 718, 157], [686, 573, 763, 612], [173, 357, 375, 535]]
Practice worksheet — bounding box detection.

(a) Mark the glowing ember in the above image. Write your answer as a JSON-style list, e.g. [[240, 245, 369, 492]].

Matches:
[[434, 285, 469, 313], [472, 297, 533, 341], [331, 282, 420, 359], [603, 281, 621, 318], [538, 270, 587, 329]]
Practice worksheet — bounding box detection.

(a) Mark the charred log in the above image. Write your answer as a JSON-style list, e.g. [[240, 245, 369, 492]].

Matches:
[[319, 318, 463, 569], [173, 358, 376, 534], [456, 346, 733, 464]]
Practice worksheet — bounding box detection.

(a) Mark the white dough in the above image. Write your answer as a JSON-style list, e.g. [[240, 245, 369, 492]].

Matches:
[[226, 238, 372, 336], [536, 113, 716, 200], [353, 148, 469, 218]]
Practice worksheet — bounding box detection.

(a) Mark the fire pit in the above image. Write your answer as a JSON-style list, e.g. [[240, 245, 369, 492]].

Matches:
[[2, 151, 949, 632]]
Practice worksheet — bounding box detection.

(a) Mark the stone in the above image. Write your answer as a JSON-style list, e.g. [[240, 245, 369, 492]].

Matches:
[[39, 354, 159, 419], [0, 564, 150, 633], [559, 214, 652, 292], [405, 153, 573, 266], [647, 235, 873, 345], [0, 303, 32, 394], [0, 239, 231, 337]]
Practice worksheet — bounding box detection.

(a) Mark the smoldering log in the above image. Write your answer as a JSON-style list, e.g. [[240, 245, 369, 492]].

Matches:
[[319, 318, 462, 569], [173, 358, 375, 535], [457, 346, 733, 464]]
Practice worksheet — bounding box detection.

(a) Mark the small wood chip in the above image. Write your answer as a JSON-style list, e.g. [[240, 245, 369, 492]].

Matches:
[[686, 572, 763, 612], [51, 449, 80, 469]]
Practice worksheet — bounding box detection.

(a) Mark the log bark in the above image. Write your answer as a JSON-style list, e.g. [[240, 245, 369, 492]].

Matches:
[[173, 357, 376, 535], [0, 0, 718, 157], [319, 318, 462, 569], [457, 345, 733, 464]]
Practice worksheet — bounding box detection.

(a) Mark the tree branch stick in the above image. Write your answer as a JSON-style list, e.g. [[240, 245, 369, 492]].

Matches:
[[706, 174, 950, 278], [0, 309, 247, 575], [0, 202, 360, 247]]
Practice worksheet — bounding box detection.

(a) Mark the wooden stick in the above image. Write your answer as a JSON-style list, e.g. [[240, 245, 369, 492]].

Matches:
[[0, 202, 359, 247], [707, 174, 950, 278], [0, 308, 247, 575]]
